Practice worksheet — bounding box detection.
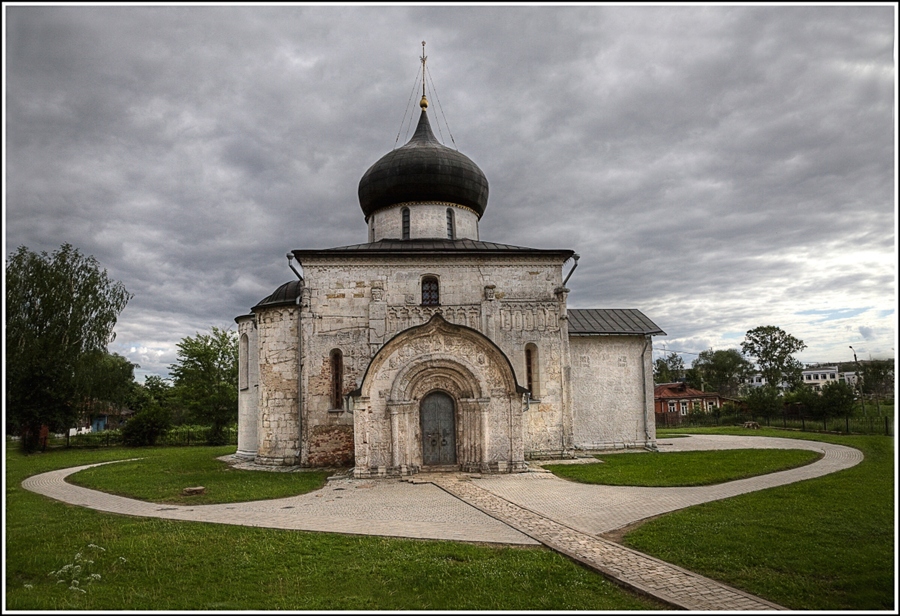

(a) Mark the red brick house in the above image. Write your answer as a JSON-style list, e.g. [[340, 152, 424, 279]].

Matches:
[[654, 382, 729, 422]]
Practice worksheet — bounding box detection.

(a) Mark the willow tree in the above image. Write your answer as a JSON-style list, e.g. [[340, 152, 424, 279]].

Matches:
[[6, 244, 132, 450]]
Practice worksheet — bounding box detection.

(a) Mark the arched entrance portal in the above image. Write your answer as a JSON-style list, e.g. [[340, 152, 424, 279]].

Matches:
[[420, 391, 456, 466]]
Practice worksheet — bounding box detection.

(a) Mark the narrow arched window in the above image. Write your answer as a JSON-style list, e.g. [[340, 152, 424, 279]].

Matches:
[[239, 334, 249, 390], [525, 343, 540, 398], [330, 349, 343, 409], [446, 208, 455, 239], [421, 276, 440, 306], [402, 207, 410, 240]]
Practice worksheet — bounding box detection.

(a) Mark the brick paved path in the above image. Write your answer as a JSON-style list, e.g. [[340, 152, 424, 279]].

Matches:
[[21, 434, 862, 610]]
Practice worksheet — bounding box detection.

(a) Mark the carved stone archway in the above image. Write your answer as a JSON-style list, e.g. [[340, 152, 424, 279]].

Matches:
[[350, 314, 526, 477]]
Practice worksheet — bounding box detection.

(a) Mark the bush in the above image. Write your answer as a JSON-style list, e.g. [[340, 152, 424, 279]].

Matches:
[[121, 404, 171, 446]]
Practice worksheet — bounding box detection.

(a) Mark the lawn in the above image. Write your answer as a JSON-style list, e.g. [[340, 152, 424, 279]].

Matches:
[[543, 448, 821, 487], [6, 428, 893, 610], [624, 427, 895, 611], [5, 444, 661, 611], [66, 446, 330, 504]]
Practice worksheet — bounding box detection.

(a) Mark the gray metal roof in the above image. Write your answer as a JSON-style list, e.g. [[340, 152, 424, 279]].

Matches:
[[252, 280, 303, 310], [292, 239, 574, 260], [568, 308, 665, 336]]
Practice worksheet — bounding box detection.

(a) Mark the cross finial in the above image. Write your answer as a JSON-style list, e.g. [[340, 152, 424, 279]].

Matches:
[[419, 40, 428, 110]]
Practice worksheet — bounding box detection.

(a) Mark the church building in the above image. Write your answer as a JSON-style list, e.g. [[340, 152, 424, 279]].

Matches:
[[235, 79, 664, 478]]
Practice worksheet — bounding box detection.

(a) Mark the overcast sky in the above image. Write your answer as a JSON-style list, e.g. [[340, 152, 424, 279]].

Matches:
[[4, 4, 897, 382]]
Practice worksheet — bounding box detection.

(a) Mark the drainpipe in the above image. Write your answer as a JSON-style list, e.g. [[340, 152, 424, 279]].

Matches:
[[562, 254, 580, 287]]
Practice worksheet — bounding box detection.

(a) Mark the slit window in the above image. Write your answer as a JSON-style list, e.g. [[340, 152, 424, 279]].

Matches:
[[330, 349, 343, 409], [446, 208, 455, 239], [421, 276, 440, 306], [402, 207, 410, 240], [525, 343, 540, 397], [239, 334, 249, 390]]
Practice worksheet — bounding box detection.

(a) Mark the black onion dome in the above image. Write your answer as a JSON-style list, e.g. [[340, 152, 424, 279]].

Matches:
[[358, 110, 489, 219], [253, 280, 303, 310]]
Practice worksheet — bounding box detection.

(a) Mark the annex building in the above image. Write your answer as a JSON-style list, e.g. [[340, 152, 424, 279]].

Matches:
[[236, 89, 664, 478]]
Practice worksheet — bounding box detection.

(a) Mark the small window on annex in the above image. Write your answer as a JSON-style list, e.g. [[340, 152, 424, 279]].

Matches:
[[421, 276, 440, 306], [239, 334, 249, 390], [330, 349, 343, 410], [402, 207, 411, 240], [525, 343, 540, 398]]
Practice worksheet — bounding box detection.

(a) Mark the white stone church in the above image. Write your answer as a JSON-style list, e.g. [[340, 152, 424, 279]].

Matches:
[[235, 93, 664, 478]]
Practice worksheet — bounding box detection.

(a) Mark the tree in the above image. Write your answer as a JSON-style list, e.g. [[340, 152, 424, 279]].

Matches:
[[740, 326, 806, 391], [861, 359, 895, 416], [691, 348, 753, 397], [653, 352, 685, 383], [744, 385, 782, 420], [75, 351, 137, 426], [820, 380, 856, 418], [6, 244, 132, 450], [170, 327, 238, 444]]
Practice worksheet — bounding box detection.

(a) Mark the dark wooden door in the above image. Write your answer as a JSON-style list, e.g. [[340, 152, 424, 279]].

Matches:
[[420, 391, 456, 466]]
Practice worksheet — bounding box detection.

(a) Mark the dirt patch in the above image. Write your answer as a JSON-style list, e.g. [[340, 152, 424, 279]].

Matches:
[[599, 514, 666, 544]]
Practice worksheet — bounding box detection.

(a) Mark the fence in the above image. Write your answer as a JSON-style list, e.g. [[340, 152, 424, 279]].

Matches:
[[656, 412, 893, 436], [33, 425, 239, 450]]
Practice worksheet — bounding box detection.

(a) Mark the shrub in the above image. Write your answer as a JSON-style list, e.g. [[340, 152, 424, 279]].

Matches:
[[121, 404, 171, 446]]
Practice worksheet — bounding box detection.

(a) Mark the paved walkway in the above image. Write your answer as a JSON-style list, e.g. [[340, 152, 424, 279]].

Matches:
[[21, 434, 862, 610]]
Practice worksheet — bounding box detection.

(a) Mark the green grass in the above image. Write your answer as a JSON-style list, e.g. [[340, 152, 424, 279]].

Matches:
[[65, 446, 330, 504], [5, 445, 661, 610], [628, 427, 894, 610], [544, 448, 821, 487]]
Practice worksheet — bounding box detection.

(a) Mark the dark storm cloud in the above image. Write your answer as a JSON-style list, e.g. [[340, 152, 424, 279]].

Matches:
[[4, 5, 896, 379]]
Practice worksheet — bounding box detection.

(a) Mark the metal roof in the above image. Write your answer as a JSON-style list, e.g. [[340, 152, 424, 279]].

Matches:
[[568, 308, 665, 336], [252, 280, 303, 310], [358, 110, 489, 218], [292, 239, 574, 261]]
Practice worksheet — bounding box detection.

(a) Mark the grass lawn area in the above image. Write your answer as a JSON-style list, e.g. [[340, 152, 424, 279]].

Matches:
[[625, 427, 895, 611], [544, 448, 821, 487], [65, 446, 330, 504], [5, 445, 662, 611]]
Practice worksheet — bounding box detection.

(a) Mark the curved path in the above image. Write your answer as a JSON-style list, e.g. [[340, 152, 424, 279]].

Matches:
[[22, 434, 862, 610]]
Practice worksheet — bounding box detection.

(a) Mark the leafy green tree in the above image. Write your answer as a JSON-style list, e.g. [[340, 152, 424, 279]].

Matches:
[[170, 327, 238, 444], [691, 348, 753, 397], [820, 380, 856, 418], [740, 326, 806, 391], [5, 244, 132, 450], [744, 385, 782, 420], [786, 385, 823, 418], [861, 359, 894, 415], [653, 352, 685, 383], [75, 351, 137, 425], [122, 402, 172, 446]]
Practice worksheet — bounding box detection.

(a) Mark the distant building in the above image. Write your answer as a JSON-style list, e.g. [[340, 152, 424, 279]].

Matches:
[[743, 365, 859, 393], [654, 382, 729, 417]]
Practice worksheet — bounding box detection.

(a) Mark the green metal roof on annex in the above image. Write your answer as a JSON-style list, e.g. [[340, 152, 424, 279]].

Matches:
[[568, 308, 665, 336], [291, 239, 575, 261]]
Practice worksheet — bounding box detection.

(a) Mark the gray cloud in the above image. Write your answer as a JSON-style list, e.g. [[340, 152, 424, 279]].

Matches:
[[5, 5, 896, 380]]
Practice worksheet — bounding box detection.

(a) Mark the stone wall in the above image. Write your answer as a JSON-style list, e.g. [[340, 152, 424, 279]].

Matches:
[[255, 306, 301, 465], [369, 202, 479, 241], [569, 335, 656, 450], [235, 315, 259, 459], [297, 253, 570, 469]]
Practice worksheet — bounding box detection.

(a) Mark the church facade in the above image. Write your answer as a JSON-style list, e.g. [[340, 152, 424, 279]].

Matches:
[[235, 96, 664, 478]]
